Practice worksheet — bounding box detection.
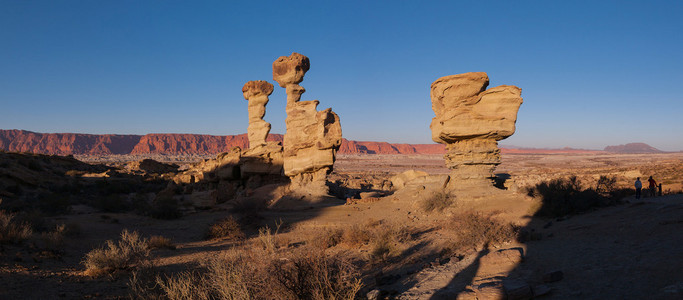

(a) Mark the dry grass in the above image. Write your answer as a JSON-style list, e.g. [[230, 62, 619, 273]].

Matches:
[[445, 211, 519, 253], [82, 229, 150, 276], [143, 248, 362, 300], [206, 216, 244, 241], [148, 235, 176, 250], [0, 210, 32, 244], [421, 191, 454, 212]]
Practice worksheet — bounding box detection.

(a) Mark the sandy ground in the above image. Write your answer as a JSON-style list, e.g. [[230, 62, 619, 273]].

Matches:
[[1, 152, 682, 299]]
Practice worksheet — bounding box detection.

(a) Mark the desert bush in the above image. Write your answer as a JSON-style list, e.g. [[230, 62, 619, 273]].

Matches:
[[269, 249, 363, 300], [595, 175, 617, 195], [148, 235, 176, 250], [369, 222, 414, 261], [446, 211, 518, 252], [148, 249, 362, 300], [421, 191, 454, 212], [526, 176, 603, 217], [257, 225, 280, 255], [0, 210, 33, 244], [341, 225, 372, 248], [82, 229, 150, 276], [309, 228, 344, 249], [206, 216, 244, 241]]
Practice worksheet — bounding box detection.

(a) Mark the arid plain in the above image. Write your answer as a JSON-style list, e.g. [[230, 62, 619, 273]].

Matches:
[[1, 151, 682, 299]]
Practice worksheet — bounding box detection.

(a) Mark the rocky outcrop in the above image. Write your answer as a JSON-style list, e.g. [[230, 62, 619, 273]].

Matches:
[[430, 72, 523, 189], [242, 80, 274, 148], [273, 53, 343, 194]]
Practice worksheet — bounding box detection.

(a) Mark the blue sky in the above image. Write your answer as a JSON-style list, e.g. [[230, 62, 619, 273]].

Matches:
[[1, 1, 682, 151]]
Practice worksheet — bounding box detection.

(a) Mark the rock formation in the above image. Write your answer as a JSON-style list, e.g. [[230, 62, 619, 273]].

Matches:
[[273, 53, 342, 194], [242, 80, 274, 148], [430, 72, 523, 189]]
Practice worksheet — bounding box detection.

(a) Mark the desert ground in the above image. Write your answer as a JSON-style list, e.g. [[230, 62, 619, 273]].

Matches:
[[1, 152, 682, 299]]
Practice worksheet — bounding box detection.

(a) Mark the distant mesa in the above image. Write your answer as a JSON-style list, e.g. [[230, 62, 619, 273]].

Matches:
[[604, 143, 664, 154]]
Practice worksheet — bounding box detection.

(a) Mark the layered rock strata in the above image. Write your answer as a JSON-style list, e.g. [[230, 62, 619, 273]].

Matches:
[[430, 72, 522, 189], [241, 80, 284, 177], [242, 80, 274, 147], [273, 53, 342, 194]]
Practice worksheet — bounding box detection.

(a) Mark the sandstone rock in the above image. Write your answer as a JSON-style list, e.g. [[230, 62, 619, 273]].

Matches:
[[242, 80, 274, 148], [273, 53, 342, 195], [240, 141, 284, 177], [430, 72, 522, 190], [390, 170, 429, 190]]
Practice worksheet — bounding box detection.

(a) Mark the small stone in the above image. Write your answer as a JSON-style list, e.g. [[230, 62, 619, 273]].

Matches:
[[366, 289, 380, 300]]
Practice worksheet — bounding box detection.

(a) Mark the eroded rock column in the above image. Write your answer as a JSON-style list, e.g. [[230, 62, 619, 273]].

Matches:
[[430, 72, 523, 189], [273, 53, 342, 194], [242, 80, 274, 148]]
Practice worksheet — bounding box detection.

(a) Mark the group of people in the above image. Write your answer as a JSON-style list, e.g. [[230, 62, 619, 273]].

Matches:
[[634, 176, 659, 199]]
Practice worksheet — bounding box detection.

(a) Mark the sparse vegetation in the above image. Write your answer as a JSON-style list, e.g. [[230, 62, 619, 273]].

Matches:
[[525, 176, 629, 217], [445, 211, 519, 252], [148, 235, 176, 250], [206, 216, 244, 241], [145, 249, 362, 300], [421, 190, 454, 212], [82, 229, 150, 276], [0, 210, 33, 244]]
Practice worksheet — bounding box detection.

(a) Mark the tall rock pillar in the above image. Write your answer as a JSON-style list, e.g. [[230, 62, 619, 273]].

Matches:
[[273, 53, 342, 195], [430, 72, 523, 190], [242, 80, 274, 148]]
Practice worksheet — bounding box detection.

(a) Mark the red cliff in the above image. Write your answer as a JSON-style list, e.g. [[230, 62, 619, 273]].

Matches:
[[0, 129, 444, 156]]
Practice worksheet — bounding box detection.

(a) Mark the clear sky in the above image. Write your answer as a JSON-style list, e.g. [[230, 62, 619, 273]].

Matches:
[[1, 1, 682, 151]]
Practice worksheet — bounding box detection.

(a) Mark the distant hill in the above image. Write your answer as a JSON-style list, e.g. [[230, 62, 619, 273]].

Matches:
[[604, 143, 664, 154]]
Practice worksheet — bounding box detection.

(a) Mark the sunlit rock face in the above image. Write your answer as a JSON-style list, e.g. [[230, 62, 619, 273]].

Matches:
[[272, 53, 342, 195], [430, 72, 523, 189], [242, 80, 274, 148]]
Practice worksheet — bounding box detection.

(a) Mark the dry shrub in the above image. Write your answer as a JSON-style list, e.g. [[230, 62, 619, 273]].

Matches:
[[151, 249, 362, 300], [148, 235, 176, 250], [0, 210, 32, 244], [421, 191, 454, 212], [341, 225, 372, 248], [446, 211, 518, 252], [526, 176, 625, 217], [369, 222, 414, 261], [257, 225, 279, 255], [309, 228, 343, 249], [206, 216, 245, 241], [268, 249, 362, 300], [82, 229, 150, 276]]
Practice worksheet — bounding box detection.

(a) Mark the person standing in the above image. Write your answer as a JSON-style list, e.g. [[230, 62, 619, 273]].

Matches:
[[634, 177, 642, 199], [648, 176, 657, 197]]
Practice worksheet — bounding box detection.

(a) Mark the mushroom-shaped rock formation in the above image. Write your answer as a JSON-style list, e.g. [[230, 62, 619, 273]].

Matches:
[[430, 72, 523, 189], [242, 80, 274, 148], [272, 53, 342, 195]]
